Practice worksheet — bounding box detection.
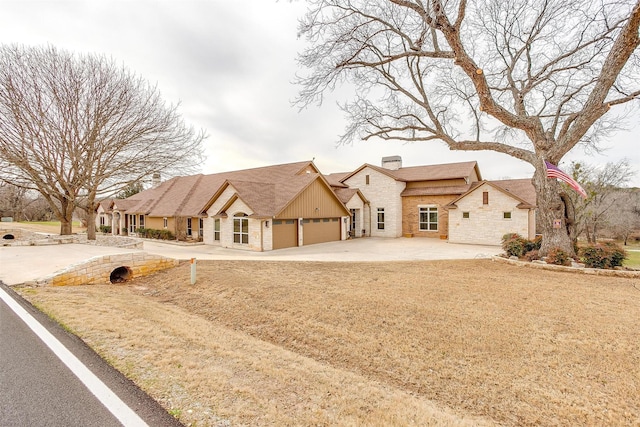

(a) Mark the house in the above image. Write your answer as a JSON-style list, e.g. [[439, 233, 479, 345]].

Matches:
[[446, 179, 537, 245], [96, 161, 351, 251], [95, 156, 535, 249], [338, 156, 483, 239], [201, 161, 351, 251]]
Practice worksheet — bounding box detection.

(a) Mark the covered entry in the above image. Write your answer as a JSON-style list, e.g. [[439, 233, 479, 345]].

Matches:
[[302, 218, 341, 245], [272, 219, 298, 249]]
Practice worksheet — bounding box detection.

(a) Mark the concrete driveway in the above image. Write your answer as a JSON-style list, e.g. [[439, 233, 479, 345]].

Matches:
[[0, 237, 502, 286]]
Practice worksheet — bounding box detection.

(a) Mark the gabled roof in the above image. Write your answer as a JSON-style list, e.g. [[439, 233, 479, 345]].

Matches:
[[119, 160, 342, 218], [447, 178, 536, 209], [324, 172, 351, 188], [333, 187, 369, 205], [340, 161, 482, 183], [209, 172, 348, 219]]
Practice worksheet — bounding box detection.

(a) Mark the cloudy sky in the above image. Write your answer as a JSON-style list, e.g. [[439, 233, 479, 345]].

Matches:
[[1, 1, 639, 186]]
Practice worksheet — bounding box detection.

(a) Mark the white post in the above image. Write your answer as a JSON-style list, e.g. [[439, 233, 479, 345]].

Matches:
[[190, 258, 196, 285]]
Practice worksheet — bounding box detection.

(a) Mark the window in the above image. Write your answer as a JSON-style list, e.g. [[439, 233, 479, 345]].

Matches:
[[199, 218, 204, 237], [483, 191, 489, 205], [419, 206, 438, 231], [139, 215, 145, 228], [128, 214, 137, 233], [187, 218, 192, 236], [377, 208, 385, 230], [366, 174, 370, 185], [163, 217, 168, 229], [462, 211, 470, 219], [503, 211, 512, 219], [99, 215, 105, 226], [214, 218, 220, 241], [233, 213, 248, 244]]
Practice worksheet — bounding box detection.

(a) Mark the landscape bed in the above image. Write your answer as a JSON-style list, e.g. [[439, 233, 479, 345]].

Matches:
[[18, 259, 640, 426]]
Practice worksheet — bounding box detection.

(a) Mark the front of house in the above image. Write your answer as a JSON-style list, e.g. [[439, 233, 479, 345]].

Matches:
[[340, 156, 484, 240], [96, 156, 536, 249]]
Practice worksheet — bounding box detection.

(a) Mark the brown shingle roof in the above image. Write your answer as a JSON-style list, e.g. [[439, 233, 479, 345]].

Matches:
[[119, 160, 341, 218], [400, 184, 472, 197], [447, 178, 536, 209], [341, 161, 482, 183], [490, 178, 536, 207], [325, 172, 350, 188]]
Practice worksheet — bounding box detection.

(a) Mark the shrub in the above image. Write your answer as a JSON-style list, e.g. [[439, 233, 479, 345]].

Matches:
[[501, 233, 528, 257], [136, 227, 173, 240], [580, 242, 627, 269], [527, 235, 543, 252], [546, 247, 571, 266], [523, 250, 540, 262], [98, 225, 112, 233]]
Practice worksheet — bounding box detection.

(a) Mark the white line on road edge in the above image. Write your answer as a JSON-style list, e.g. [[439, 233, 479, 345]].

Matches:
[[0, 287, 149, 427]]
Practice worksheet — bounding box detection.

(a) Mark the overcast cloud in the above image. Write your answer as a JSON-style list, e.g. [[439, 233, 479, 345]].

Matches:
[[1, 1, 638, 186]]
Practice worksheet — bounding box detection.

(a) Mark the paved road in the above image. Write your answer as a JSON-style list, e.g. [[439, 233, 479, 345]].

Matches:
[[0, 283, 182, 427]]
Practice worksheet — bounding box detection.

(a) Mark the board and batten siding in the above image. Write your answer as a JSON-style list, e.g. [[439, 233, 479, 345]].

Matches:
[[276, 179, 348, 219]]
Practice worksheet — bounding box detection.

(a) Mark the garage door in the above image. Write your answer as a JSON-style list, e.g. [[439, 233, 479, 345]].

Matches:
[[302, 218, 341, 246], [272, 219, 298, 250]]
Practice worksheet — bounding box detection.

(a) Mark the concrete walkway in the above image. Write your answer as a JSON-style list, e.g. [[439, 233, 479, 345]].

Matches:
[[0, 237, 502, 286]]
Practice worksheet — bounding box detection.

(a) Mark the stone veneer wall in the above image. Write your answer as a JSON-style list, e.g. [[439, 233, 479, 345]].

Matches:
[[32, 252, 179, 286]]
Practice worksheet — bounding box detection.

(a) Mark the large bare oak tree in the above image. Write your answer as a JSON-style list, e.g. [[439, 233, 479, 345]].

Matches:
[[296, 0, 640, 256], [0, 45, 205, 238]]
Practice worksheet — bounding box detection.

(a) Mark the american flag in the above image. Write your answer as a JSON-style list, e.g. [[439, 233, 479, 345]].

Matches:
[[544, 161, 588, 198]]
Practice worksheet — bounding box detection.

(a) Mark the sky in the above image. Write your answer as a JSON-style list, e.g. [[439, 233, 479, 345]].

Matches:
[[1, 1, 638, 186]]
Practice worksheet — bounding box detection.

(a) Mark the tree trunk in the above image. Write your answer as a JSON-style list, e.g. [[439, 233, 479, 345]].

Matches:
[[86, 193, 97, 241], [59, 198, 74, 235], [86, 205, 97, 240], [533, 166, 576, 258]]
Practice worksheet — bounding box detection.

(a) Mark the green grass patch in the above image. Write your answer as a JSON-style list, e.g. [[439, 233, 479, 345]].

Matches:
[[624, 250, 640, 268]]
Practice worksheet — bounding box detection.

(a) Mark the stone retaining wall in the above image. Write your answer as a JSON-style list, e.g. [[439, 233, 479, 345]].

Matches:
[[492, 256, 640, 278], [32, 252, 179, 286]]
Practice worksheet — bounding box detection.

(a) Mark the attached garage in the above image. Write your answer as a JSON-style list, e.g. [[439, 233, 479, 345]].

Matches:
[[302, 218, 341, 245], [272, 219, 298, 249]]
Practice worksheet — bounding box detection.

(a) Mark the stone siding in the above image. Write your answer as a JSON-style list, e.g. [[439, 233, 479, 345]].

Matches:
[[449, 185, 531, 245], [33, 252, 179, 287], [344, 167, 404, 237]]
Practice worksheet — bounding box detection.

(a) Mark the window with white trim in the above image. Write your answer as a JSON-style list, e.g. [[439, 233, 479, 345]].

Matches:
[[377, 208, 385, 230], [139, 215, 145, 228], [187, 218, 192, 236], [199, 218, 204, 237], [214, 218, 220, 241], [128, 214, 137, 233], [419, 206, 438, 231], [233, 213, 249, 244], [163, 217, 168, 229]]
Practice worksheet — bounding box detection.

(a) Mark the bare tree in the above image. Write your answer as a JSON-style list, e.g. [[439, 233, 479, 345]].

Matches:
[[296, 0, 640, 256], [608, 189, 640, 245], [0, 44, 205, 238], [567, 160, 635, 243]]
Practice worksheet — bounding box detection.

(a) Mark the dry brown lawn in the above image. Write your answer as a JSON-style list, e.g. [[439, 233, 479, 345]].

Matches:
[[17, 260, 640, 426]]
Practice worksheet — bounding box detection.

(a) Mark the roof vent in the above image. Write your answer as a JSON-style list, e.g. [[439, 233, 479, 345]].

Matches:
[[381, 155, 402, 170]]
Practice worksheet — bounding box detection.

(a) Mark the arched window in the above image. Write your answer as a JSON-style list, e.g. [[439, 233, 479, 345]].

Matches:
[[233, 213, 249, 244]]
